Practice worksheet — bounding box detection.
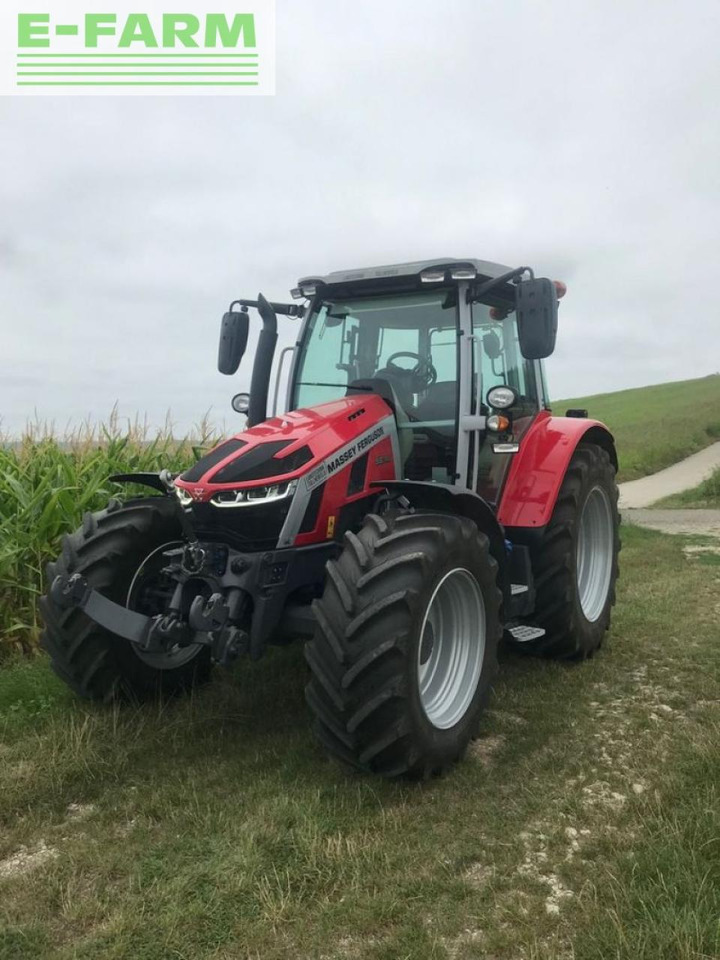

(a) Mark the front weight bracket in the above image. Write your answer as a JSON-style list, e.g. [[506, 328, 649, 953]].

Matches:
[[50, 573, 155, 647], [51, 573, 91, 609]]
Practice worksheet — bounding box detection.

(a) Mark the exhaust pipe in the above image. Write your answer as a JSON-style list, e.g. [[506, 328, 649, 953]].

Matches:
[[248, 293, 278, 427]]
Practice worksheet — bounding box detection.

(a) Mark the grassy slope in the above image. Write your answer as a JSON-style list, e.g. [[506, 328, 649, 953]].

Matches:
[[1, 525, 718, 960], [557, 374, 720, 482], [654, 466, 720, 509]]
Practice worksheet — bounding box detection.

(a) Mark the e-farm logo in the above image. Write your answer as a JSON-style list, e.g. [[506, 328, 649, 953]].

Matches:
[[2, 0, 275, 95]]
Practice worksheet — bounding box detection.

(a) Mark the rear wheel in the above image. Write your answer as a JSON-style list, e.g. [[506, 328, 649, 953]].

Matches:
[[523, 442, 620, 658], [305, 510, 501, 779], [40, 497, 212, 701]]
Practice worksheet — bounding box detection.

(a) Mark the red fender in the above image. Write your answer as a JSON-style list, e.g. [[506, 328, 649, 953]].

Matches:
[[497, 411, 617, 529]]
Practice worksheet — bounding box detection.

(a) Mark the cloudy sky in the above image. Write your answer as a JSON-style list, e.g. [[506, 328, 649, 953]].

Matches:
[[1, 0, 718, 437]]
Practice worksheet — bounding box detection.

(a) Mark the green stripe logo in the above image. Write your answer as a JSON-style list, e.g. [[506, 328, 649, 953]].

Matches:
[[7, 2, 275, 94]]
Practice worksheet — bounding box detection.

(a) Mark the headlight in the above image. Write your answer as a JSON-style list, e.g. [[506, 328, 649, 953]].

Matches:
[[210, 480, 297, 508], [486, 385, 517, 410], [231, 392, 250, 415]]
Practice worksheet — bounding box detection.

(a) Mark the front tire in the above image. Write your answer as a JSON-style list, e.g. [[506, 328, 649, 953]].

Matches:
[[39, 497, 212, 701], [524, 442, 620, 659], [305, 510, 501, 779]]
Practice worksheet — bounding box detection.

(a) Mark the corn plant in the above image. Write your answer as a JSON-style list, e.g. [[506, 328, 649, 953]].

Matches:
[[0, 412, 217, 657]]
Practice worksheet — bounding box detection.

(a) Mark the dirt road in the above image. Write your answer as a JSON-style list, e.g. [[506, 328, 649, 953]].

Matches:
[[618, 441, 720, 508], [621, 508, 720, 538], [617, 441, 720, 538]]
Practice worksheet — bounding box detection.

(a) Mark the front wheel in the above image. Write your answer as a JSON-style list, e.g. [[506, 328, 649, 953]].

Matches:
[[39, 497, 212, 701], [524, 442, 620, 659], [305, 510, 502, 779]]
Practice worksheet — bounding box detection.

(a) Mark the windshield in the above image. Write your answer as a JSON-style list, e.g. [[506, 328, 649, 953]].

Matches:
[[292, 291, 460, 482]]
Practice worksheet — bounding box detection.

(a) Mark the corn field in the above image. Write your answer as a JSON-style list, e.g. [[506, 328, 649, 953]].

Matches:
[[0, 413, 217, 658]]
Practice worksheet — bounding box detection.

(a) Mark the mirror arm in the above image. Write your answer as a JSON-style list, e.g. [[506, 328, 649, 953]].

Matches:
[[466, 265, 534, 304], [229, 298, 304, 318], [247, 293, 278, 427]]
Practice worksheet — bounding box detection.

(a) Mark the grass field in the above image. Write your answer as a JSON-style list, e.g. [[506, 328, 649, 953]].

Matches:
[[558, 374, 720, 481], [1, 525, 719, 960], [654, 467, 720, 509]]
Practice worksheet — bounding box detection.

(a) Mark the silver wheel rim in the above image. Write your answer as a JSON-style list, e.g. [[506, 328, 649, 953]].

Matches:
[[127, 541, 205, 670], [576, 486, 614, 622], [417, 568, 485, 730]]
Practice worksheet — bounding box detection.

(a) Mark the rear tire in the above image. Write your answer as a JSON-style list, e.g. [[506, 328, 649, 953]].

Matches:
[[305, 510, 501, 779], [39, 497, 212, 701], [523, 442, 620, 659]]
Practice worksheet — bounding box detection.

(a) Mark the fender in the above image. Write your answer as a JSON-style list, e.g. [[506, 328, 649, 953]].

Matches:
[[374, 480, 510, 597], [109, 472, 172, 494], [497, 412, 617, 529]]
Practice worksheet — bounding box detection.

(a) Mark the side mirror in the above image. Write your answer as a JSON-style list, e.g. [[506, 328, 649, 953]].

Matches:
[[218, 309, 249, 375], [515, 278, 558, 359], [482, 330, 501, 360]]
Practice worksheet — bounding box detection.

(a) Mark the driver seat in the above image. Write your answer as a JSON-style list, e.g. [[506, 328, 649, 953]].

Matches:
[[347, 378, 414, 469], [415, 381, 457, 422]]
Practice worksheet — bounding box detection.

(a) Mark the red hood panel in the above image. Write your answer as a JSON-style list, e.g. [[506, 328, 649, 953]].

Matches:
[[175, 393, 392, 500]]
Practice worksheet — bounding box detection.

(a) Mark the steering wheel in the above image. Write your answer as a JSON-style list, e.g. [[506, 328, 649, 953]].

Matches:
[[384, 351, 438, 390]]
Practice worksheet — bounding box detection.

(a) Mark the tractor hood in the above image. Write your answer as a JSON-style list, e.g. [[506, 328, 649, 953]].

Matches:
[[174, 393, 397, 504]]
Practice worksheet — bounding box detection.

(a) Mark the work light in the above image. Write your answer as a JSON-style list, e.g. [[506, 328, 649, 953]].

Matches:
[[420, 268, 445, 283], [487, 386, 517, 410]]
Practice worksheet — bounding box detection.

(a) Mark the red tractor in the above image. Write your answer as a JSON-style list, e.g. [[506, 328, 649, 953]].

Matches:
[[41, 258, 620, 779]]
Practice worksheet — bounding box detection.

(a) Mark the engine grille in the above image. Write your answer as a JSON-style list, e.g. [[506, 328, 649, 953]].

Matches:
[[190, 497, 292, 551]]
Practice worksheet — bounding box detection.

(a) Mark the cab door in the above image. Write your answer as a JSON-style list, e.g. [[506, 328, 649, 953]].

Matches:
[[470, 302, 543, 505]]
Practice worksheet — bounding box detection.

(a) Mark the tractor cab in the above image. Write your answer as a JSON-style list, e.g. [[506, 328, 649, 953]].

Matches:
[[284, 259, 561, 504]]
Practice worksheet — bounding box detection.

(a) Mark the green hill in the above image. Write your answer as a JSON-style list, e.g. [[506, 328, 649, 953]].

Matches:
[[557, 374, 720, 481]]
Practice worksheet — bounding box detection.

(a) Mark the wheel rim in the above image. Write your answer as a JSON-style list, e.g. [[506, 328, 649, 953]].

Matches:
[[417, 568, 485, 730], [576, 486, 614, 622], [126, 541, 205, 670]]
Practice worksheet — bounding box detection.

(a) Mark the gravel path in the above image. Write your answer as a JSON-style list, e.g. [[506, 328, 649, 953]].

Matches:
[[618, 441, 720, 508], [616, 442, 720, 538], [622, 508, 720, 538]]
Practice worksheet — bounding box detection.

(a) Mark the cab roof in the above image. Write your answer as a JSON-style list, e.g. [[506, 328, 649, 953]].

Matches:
[[296, 258, 516, 300]]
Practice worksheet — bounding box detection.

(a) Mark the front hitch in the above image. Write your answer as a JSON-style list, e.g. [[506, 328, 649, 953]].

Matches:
[[189, 592, 229, 632], [49, 573, 247, 664], [188, 592, 249, 665], [50, 573, 195, 652]]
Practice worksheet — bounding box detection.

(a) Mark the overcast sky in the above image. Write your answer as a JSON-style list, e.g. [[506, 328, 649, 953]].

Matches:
[[1, 0, 718, 437]]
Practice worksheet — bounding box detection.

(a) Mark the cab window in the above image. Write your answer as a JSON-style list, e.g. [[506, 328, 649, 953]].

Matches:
[[292, 291, 460, 482], [471, 303, 538, 417]]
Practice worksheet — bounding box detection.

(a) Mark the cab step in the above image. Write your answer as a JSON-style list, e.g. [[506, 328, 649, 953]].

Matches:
[[506, 545, 535, 617], [508, 625, 546, 643]]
